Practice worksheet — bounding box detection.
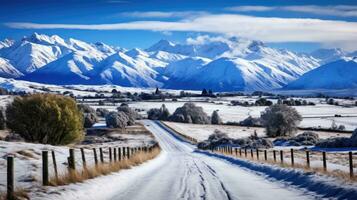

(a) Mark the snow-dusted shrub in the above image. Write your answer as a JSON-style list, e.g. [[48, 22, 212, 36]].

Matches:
[[84, 113, 98, 128], [78, 104, 98, 128], [0, 107, 5, 130], [169, 102, 210, 124], [96, 108, 110, 117], [197, 129, 273, 149], [239, 116, 261, 126], [105, 111, 129, 128], [6, 94, 84, 145], [274, 131, 319, 146], [316, 128, 357, 148], [211, 110, 222, 125], [78, 104, 95, 114], [117, 104, 140, 125], [147, 104, 170, 120], [261, 104, 302, 137]]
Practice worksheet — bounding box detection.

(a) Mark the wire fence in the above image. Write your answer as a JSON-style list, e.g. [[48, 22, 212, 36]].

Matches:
[[209, 146, 356, 180], [2, 143, 159, 199]]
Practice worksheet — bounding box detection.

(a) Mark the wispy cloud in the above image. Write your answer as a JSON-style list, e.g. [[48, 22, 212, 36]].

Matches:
[[5, 13, 357, 50], [226, 6, 273, 12], [118, 11, 208, 18], [227, 5, 357, 17]]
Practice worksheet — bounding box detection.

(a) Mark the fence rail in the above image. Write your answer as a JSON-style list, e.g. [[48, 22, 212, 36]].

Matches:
[[210, 146, 355, 179]]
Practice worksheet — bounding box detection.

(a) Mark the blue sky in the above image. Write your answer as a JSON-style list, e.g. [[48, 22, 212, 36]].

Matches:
[[1, 0, 357, 52]]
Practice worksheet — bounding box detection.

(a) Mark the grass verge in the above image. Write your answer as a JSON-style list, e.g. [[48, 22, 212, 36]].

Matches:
[[49, 146, 160, 186]]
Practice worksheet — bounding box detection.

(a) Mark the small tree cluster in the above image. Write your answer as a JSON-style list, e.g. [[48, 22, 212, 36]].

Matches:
[[255, 98, 273, 106], [261, 104, 302, 137], [96, 108, 110, 117], [105, 111, 130, 128], [169, 102, 210, 124], [0, 107, 5, 130], [211, 110, 222, 124], [147, 104, 170, 120], [78, 104, 98, 128], [6, 94, 84, 145], [117, 104, 141, 125]]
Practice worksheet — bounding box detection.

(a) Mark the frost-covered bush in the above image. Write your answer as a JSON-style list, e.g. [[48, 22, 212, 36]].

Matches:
[[273, 131, 319, 146], [261, 104, 302, 137], [197, 129, 273, 149], [317, 128, 357, 148], [117, 104, 140, 125], [147, 104, 170, 120], [6, 94, 84, 145], [169, 102, 210, 124], [0, 107, 5, 130], [96, 108, 110, 117], [239, 116, 261, 126], [83, 113, 98, 128], [105, 111, 129, 128], [211, 110, 222, 125], [78, 104, 95, 114], [78, 104, 98, 128]]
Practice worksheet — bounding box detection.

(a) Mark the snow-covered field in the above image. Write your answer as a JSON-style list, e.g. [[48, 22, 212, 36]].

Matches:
[[162, 122, 352, 142], [125, 99, 357, 131]]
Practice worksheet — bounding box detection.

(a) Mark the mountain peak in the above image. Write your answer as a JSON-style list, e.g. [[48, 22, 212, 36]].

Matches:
[[125, 48, 148, 57], [146, 39, 175, 52]]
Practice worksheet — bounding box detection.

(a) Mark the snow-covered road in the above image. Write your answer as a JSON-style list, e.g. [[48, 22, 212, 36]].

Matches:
[[109, 120, 316, 200]]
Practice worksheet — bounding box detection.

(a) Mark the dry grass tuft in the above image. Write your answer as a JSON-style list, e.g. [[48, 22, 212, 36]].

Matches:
[[16, 150, 37, 159], [49, 147, 160, 186], [0, 188, 30, 200]]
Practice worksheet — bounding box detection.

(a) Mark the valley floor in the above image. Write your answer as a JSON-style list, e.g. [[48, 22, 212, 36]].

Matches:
[[34, 120, 357, 200]]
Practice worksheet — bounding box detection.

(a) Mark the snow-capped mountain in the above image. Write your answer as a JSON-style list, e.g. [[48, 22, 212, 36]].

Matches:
[[310, 48, 347, 64], [0, 39, 14, 49], [285, 58, 357, 90], [0, 33, 355, 91], [0, 57, 23, 78]]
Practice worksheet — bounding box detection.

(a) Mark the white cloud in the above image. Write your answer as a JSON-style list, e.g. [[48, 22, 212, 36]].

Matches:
[[5, 13, 357, 50], [118, 11, 208, 18], [226, 6, 273, 12], [227, 5, 357, 17]]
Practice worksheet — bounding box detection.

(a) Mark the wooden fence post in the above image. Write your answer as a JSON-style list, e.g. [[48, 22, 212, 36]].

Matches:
[[80, 148, 86, 168], [109, 147, 112, 162], [239, 148, 242, 157], [51, 150, 58, 180], [126, 147, 130, 159], [118, 147, 122, 161], [245, 148, 247, 157], [93, 148, 98, 165], [69, 149, 75, 170], [114, 148, 117, 162], [306, 150, 310, 168], [235, 148, 238, 156], [349, 152, 353, 178], [264, 150, 267, 161], [250, 149, 254, 158], [256, 149, 259, 160], [273, 150, 276, 162], [99, 148, 104, 163], [123, 147, 126, 159], [322, 151, 327, 171], [7, 156, 14, 200], [42, 151, 49, 186], [290, 149, 294, 166], [280, 150, 284, 164]]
